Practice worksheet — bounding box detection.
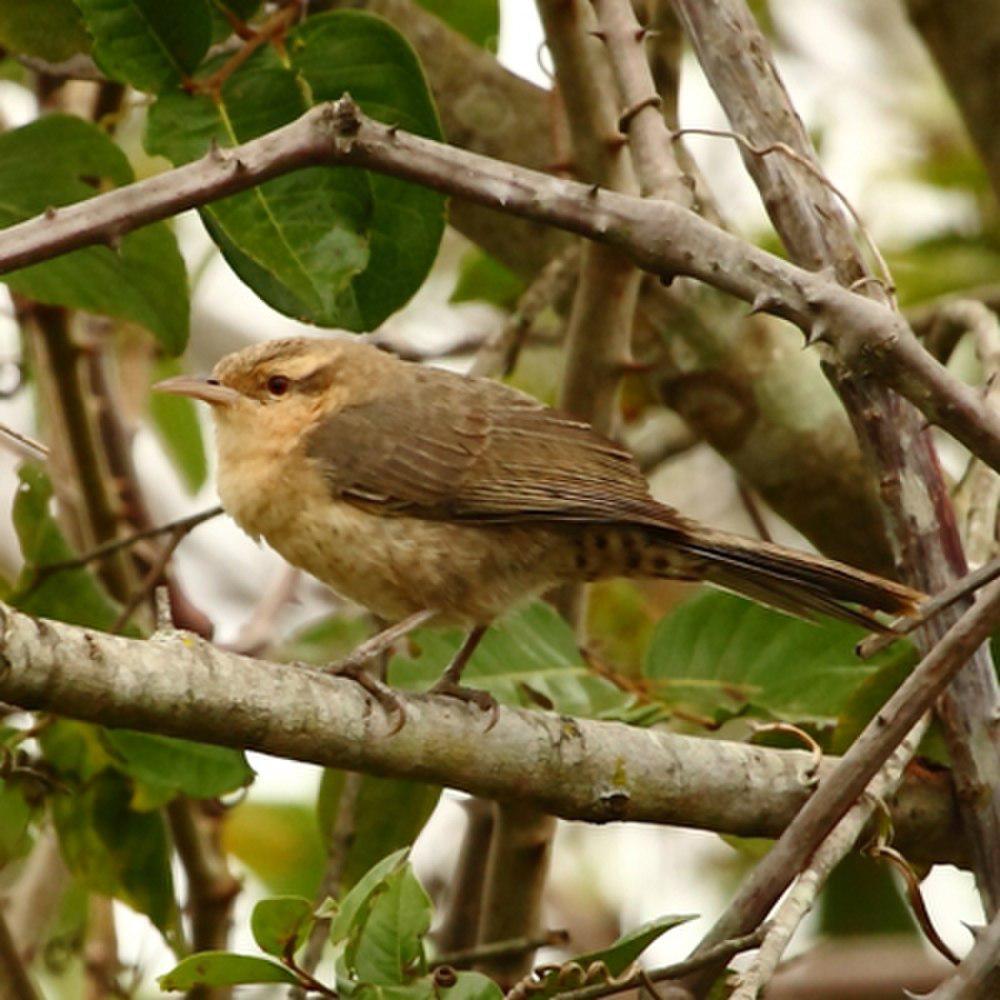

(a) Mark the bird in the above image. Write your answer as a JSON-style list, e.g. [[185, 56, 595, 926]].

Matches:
[[155, 336, 921, 726]]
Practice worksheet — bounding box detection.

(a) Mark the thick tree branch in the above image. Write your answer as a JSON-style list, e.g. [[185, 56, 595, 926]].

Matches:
[[0, 601, 962, 866], [0, 97, 998, 473]]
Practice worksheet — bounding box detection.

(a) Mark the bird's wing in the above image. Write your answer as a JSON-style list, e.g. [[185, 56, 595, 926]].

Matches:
[[305, 365, 670, 526]]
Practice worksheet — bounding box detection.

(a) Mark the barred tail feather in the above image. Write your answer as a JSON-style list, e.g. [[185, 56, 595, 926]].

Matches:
[[666, 529, 922, 632]]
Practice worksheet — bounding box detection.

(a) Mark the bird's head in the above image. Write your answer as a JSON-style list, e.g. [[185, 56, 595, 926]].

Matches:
[[154, 337, 387, 448]]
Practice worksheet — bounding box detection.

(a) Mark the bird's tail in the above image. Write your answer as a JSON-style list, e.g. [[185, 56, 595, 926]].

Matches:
[[588, 521, 922, 631], [673, 528, 921, 631]]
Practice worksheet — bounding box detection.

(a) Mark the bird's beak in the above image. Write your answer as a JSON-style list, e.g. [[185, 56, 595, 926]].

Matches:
[[153, 375, 242, 407]]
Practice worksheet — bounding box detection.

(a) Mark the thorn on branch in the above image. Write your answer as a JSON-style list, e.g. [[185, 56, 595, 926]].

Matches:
[[804, 319, 832, 347], [617, 94, 662, 133], [749, 291, 781, 316]]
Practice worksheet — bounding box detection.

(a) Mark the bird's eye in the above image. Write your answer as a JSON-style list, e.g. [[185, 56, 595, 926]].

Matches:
[[266, 375, 290, 397]]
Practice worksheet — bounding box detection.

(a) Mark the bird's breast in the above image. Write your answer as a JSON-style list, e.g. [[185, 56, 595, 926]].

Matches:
[[216, 449, 575, 623]]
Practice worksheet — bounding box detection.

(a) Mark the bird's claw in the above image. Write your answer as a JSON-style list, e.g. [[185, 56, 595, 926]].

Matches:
[[429, 679, 499, 731], [324, 660, 406, 735]]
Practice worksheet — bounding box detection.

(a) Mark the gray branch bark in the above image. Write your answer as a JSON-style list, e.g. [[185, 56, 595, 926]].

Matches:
[[0, 601, 963, 866]]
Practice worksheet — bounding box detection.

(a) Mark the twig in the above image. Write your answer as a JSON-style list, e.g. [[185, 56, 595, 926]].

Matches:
[[192, 2, 301, 96], [227, 566, 300, 655], [167, 799, 242, 984], [296, 770, 364, 982], [0, 421, 48, 462], [476, 803, 557, 985], [950, 301, 1000, 567], [25, 303, 135, 602], [433, 798, 496, 953], [736, 482, 773, 544], [728, 716, 931, 1000], [5, 826, 70, 965], [18, 506, 223, 599], [926, 909, 1000, 1000], [110, 527, 186, 634], [857, 555, 1000, 658], [867, 844, 960, 966], [0, 100, 997, 473], [434, 930, 569, 971], [685, 576, 1000, 988], [469, 245, 578, 379], [670, 125, 896, 303]]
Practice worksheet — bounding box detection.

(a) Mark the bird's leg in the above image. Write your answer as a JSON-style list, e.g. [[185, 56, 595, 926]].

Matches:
[[322, 608, 437, 733], [429, 625, 498, 728]]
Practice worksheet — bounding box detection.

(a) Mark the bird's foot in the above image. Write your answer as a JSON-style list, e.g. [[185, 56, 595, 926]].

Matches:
[[429, 678, 499, 731], [324, 659, 406, 735]]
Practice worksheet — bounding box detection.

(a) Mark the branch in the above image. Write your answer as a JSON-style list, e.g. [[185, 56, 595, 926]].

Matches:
[[672, 0, 1000, 921], [728, 716, 931, 1000], [0, 98, 998, 473], [590, 0, 691, 204], [0, 600, 962, 865], [476, 803, 556, 986], [686, 573, 1000, 985]]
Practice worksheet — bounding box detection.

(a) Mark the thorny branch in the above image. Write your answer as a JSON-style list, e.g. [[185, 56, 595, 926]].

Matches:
[[0, 98, 998, 472]]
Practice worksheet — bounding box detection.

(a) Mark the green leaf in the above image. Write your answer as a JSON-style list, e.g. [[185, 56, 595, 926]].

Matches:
[[329, 847, 410, 945], [10, 464, 127, 631], [251, 895, 314, 958], [389, 601, 632, 718], [149, 358, 208, 492], [101, 729, 254, 799], [145, 11, 444, 332], [0, 115, 189, 353], [159, 952, 299, 990], [819, 853, 916, 937], [0, 0, 90, 61], [415, 0, 499, 50], [319, 772, 440, 893], [223, 800, 326, 896], [450, 248, 524, 308], [276, 613, 372, 665], [573, 915, 696, 974], [75, 0, 212, 92], [520, 916, 695, 1000], [51, 770, 177, 932], [0, 779, 36, 867], [348, 866, 432, 985], [643, 591, 909, 727], [439, 972, 504, 1000]]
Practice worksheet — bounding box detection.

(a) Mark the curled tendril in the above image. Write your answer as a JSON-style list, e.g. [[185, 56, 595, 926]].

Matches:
[[506, 959, 640, 1000]]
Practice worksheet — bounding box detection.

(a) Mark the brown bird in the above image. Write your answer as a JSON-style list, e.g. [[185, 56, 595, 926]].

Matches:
[[156, 337, 920, 723]]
